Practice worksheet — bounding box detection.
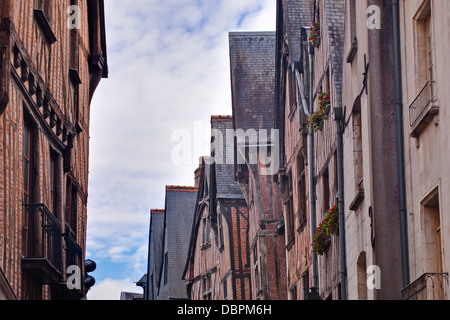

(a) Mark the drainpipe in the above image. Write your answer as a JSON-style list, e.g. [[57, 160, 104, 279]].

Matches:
[[307, 42, 319, 297], [296, 28, 319, 298], [392, 0, 410, 288], [334, 106, 347, 300], [295, 69, 311, 119]]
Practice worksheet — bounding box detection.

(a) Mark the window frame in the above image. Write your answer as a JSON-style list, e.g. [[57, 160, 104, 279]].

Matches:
[[297, 152, 307, 233], [49, 150, 58, 215]]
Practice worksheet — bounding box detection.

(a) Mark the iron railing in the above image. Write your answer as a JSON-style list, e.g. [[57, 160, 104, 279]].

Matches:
[[409, 81, 435, 127], [64, 231, 82, 271], [402, 272, 449, 300], [23, 204, 63, 274]]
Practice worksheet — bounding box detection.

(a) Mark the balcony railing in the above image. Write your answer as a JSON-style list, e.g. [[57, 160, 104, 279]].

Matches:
[[402, 273, 449, 300], [409, 81, 438, 137], [64, 230, 82, 272], [23, 204, 63, 277]]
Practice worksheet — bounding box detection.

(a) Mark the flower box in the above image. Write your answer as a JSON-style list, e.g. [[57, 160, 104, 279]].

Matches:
[[309, 22, 321, 48], [306, 90, 330, 132], [312, 204, 339, 256]]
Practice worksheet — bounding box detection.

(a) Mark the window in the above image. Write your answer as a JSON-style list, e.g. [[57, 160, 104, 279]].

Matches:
[[290, 284, 298, 300], [203, 274, 212, 300], [223, 278, 228, 300], [297, 152, 307, 232], [65, 179, 78, 236], [202, 215, 211, 248], [349, 0, 357, 41], [353, 105, 363, 188], [23, 119, 32, 204], [253, 244, 261, 295], [357, 252, 368, 300], [288, 69, 297, 119], [284, 172, 295, 247], [425, 13, 436, 107], [410, 2, 437, 136], [218, 207, 224, 250], [346, 0, 358, 65], [426, 14, 433, 85], [49, 151, 58, 215], [69, 0, 81, 124], [322, 168, 330, 213], [422, 189, 443, 274], [23, 115, 36, 257], [350, 96, 365, 211], [301, 270, 309, 300], [324, 68, 330, 93], [34, 0, 57, 44], [414, 1, 433, 90]]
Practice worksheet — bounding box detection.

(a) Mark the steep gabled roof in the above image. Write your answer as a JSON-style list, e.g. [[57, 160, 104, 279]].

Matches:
[[182, 157, 210, 282], [277, 0, 314, 64], [156, 186, 197, 299], [211, 116, 245, 200], [229, 32, 277, 133], [323, 0, 345, 107]]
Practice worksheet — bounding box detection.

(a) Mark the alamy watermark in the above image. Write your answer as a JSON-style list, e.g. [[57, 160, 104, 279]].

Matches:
[[66, 265, 82, 290], [367, 5, 381, 30], [67, 5, 81, 30], [171, 122, 279, 176], [367, 265, 381, 290]]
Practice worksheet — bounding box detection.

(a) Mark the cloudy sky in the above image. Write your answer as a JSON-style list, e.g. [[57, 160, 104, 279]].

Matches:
[[86, 0, 276, 300]]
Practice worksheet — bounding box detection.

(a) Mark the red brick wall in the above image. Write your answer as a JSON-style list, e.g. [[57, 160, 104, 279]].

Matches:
[[0, 0, 103, 299]]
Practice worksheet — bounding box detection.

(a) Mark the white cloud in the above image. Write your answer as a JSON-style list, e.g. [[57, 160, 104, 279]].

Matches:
[[87, 0, 276, 300], [87, 278, 141, 300]]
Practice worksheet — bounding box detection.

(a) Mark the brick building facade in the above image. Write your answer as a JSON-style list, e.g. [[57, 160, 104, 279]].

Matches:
[[183, 116, 251, 300], [309, 0, 345, 300], [0, 0, 107, 300], [229, 32, 288, 300], [142, 0, 450, 301], [275, 0, 314, 300]]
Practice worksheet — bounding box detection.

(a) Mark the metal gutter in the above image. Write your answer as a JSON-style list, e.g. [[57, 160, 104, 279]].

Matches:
[[392, 0, 410, 288]]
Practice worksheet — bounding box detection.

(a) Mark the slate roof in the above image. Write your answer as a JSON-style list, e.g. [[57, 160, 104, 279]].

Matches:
[[278, 0, 314, 63], [229, 32, 277, 133], [323, 0, 345, 107], [211, 116, 244, 200], [148, 209, 165, 291], [157, 186, 197, 300]]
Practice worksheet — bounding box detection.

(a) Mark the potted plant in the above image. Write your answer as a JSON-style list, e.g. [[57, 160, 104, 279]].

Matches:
[[312, 224, 330, 256], [309, 22, 321, 48], [323, 204, 339, 237], [306, 90, 330, 132], [312, 204, 339, 256]]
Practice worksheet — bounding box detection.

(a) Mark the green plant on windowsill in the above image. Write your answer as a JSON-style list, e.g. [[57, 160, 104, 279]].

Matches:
[[306, 90, 330, 132], [309, 22, 321, 48], [312, 204, 339, 256]]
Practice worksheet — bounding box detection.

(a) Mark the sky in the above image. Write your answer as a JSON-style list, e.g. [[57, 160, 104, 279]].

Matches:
[[86, 0, 276, 300]]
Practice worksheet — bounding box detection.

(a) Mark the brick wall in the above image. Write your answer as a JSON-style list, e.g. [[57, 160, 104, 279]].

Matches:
[[0, 0, 106, 299]]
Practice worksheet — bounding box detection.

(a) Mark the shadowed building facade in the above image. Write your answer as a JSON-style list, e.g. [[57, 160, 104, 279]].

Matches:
[[0, 0, 107, 300]]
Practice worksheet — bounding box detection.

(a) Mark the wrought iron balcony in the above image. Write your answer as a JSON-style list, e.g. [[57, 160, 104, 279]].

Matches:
[[402, 273, 448, 300], [409, 81, 438, 137], [22, 203, 63, 284], [64, 230, 82, 272]]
